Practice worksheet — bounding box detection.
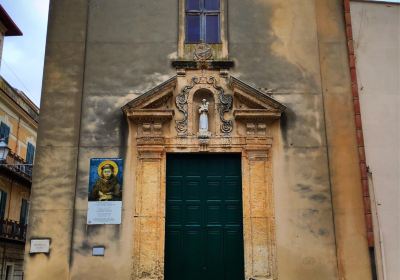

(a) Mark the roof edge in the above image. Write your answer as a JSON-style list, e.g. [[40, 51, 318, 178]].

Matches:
[[0, 5, 22, 36], [0, 76, 39, 123]]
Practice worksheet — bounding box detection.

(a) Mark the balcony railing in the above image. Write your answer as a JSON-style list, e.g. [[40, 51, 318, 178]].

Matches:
[[0, 219, 26, 242], [1, 151, 33, 181]]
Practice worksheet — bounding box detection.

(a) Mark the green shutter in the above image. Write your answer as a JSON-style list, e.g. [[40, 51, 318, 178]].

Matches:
[[26, 143, 35, 164], [0, 191, 7, 220], [20, 199, 28, 225], [0, 122, 10, 144]]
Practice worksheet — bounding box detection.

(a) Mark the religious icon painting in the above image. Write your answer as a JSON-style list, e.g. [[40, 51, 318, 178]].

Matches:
[[87, 158, 123, 225]]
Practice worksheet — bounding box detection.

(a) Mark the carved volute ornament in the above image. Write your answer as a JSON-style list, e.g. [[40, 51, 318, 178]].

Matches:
[[210, 76, 233, 134], [175, 76, 198, 136], [175, 75, 233, 136]]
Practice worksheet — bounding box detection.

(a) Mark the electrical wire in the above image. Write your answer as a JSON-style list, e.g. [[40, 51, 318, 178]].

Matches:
[[1, 59, 32, 96]]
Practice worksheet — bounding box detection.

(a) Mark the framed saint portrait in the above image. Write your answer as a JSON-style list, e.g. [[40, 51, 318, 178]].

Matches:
[[87, 158, 123, 225], [88, 158, 123, 202]]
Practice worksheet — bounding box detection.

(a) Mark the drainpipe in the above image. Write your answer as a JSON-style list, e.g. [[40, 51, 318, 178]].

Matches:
[[1, 241, 5, 279], [13, 116, 21, 156], [367, 170, 386, 280], [7, 179, 13, 221]]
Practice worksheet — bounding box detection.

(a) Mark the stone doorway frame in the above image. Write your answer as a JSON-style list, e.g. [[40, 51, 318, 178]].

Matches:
[[122, 72, 285, 280]]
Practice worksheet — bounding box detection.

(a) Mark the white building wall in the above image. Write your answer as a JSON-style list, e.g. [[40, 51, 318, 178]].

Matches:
[[350, 2, 400, 280]]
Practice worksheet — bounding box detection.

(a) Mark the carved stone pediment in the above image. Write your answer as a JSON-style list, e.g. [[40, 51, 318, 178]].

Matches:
[[122, 76, 177, 111], [230, 76, 286, 118], [122, 71, 286, 142], [122, 77, 177, 145]]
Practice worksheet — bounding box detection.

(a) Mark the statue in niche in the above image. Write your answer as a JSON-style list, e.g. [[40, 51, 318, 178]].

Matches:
[[198, 99, 211, 138]]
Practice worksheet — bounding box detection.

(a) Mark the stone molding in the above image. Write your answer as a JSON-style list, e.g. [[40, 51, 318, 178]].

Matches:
[[234, 109, 281, 122], [125, 109, 174, 123]]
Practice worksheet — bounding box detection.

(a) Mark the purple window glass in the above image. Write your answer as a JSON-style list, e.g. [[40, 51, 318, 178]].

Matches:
[[186, 0, 200, 11], [186, 15, 201, 43], [205, 15, 219, 43], [204, 0, 220, 11], [186, 0, 220, 43]]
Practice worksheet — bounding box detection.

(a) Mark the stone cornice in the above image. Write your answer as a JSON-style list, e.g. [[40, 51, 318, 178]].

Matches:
[[233, 109, 281, 121], [125, 109, 174, 123], [171, 60, 234, 70]]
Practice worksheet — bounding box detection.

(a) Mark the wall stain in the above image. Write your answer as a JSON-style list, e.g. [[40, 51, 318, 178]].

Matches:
[[295, 184, 312, 193], [310, 193, 328, 203]]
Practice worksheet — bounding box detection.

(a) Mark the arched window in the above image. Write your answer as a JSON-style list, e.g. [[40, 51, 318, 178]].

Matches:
[[186, 0, 220, 43]]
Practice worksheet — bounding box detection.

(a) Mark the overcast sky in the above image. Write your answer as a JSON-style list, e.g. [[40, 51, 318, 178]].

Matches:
[[0, 0, 49, 107]]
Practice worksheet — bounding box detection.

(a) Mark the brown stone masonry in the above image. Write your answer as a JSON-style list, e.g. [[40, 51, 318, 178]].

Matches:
[[343, 0, 374, 247]]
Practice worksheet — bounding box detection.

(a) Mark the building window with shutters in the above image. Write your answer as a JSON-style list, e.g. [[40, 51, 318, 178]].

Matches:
[[26, 142, 35, 164], [4, 262, 14, 280], [185, 0, 220, 43], [20, 199, 29, 225], [0, 122, 10, 144], [0, 190, 7, 220]]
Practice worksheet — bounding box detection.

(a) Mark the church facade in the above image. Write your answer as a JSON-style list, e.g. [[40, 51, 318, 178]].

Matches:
[[24, 1, 373, 279]]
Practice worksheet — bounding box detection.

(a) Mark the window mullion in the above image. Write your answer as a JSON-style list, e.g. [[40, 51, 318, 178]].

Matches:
[[200, 0, 205, 42], [201, 13, 206, 43]]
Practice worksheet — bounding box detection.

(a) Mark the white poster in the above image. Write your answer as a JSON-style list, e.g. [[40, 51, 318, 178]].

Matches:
[[87, 201, 122, 225]]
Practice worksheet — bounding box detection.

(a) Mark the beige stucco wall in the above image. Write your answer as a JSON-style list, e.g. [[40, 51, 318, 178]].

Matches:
[[351, 2, 400, 279]]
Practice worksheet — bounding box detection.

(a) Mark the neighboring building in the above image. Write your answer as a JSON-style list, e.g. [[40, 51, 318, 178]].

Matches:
[[25, 1, 375, 280], [348, 1, 400, 279], [0, 5, 39, 280], [0, 6, 22, 68]]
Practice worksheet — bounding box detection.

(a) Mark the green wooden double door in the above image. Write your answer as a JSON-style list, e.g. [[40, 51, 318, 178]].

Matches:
[[165, 154, 245, 280]]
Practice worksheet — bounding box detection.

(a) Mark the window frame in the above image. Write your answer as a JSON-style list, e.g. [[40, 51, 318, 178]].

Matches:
[[26, 142, 35, 164], [3, 262, 14, 280], [0, 190, 7, 220], [185, 0, 221, 44], [0, 122, 10, 144], [179, 0, 228, 59], [20, 198, 29, 225]]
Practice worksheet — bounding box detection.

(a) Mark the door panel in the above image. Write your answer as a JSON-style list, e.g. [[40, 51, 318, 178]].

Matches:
[[165, 154, 244, 280]]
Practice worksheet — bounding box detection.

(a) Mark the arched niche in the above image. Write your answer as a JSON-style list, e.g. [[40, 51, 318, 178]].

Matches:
[[191, 88, 216, 136]]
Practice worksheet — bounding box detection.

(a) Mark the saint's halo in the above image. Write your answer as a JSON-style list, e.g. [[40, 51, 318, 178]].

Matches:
[[97, 160, 119, 177]]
